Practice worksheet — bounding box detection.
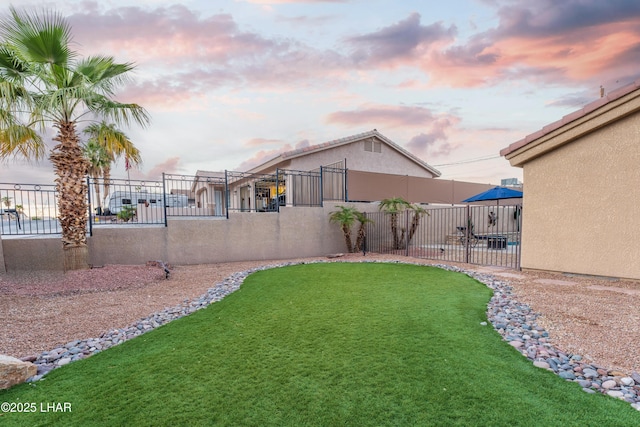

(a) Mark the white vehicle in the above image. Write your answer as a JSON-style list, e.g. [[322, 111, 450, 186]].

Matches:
[[104, 191, 188, 214]]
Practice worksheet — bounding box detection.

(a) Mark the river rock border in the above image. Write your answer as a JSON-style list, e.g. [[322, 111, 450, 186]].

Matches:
[[24, 260, 640, 411]]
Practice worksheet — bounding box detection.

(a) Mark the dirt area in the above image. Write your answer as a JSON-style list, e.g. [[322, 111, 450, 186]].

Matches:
[[1, 254, 639, 375]]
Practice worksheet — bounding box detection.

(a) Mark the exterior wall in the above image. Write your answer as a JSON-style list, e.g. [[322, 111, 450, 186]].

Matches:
[[287, 140, 434, 178], [1, 202, 379, 270], [520, 113, 640, 279], [347, 170, 494, 204], [2, 236, 65, 271]]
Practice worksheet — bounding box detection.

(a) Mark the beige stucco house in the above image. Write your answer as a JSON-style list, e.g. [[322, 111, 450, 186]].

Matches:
[[193, 129, 496, 213], [501, 82, 640, 280]]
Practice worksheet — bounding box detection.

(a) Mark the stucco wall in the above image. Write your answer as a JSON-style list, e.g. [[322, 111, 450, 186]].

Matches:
[[521, 113, 640, 279], [1, 202, 380, 270], [2, 236, 65, 271]]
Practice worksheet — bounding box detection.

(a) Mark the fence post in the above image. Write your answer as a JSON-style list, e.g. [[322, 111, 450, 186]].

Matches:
[[465, 204, 470, 264], [276, 168, 280, 213], [405, 209, 410, 257], [224, 170, 229, 219], [87, 176, 93, 237], [344, 168, 348, 202], [162, 173, 168, 227], [319, 167, 324, 207]]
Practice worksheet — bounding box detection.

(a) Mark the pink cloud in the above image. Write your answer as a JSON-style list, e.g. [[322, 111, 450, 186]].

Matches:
[[129, 157, 182, 181], [236, 138, 312, 170], [325, 104, 459, 129]]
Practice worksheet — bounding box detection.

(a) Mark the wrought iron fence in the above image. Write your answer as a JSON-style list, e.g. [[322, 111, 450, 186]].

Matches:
[[2, 166, 349, 234], [363, 204, 522, 269], [0, 183, 61, 235]]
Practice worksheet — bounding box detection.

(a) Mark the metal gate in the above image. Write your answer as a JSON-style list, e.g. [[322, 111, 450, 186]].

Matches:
[[364, 205, 522, 269]]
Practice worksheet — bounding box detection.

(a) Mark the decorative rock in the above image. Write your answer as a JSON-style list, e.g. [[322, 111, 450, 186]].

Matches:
[[583, 368, 599, 379], [533, 361, 550, 369], [621, 377, 635, 387], [559, 371, 576, 380], [602, 380, 617, 389], [632, 372, 640, 384], [509, 340, 524, 348], [607, 390, 624, 399], [0, 354, 37, 389], [56, 357, 72, 366]]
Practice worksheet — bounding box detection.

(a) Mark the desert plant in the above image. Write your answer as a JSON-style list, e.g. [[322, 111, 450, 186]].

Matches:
[[117, 205, 136, 222], [379, 197, 412, 249], [406, 204, 429, 247], [329, 205, 359, 253], [1, 195, 11, 209], [353, 211, 373, 253]]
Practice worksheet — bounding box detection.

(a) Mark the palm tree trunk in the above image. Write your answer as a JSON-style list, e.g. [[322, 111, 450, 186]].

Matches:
[[354, 224, 366, 252], [341, 224, 353, 253], [49, 121, 90, 270], [94, 180, 102, 212], [407, 213, 420, 246], [103, 165, 111, 205], [390, 213, 400, 249]]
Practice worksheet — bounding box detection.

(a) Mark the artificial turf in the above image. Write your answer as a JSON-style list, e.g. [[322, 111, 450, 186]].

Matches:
[[1, 262, 638, 426]]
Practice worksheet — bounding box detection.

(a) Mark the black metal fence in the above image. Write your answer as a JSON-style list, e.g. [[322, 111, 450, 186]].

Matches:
[[363, 204, 522, 269], [0, 183, 61, 235], [2, 168, 349, 235]]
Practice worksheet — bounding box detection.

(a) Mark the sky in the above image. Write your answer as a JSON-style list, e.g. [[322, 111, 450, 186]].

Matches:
[[1, 0, 639, 185]]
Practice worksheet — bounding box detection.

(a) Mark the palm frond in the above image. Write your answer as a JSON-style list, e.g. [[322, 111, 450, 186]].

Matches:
[[0, 7, 73, 66]]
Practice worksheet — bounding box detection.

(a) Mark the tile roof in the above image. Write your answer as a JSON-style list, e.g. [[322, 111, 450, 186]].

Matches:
[[501, 80, 640, 157], [267, 129, 441, 177]]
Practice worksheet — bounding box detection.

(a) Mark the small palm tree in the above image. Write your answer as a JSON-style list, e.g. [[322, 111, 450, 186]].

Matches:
[[406, 204, 429, 247], [83, 139, 110, 214], [329, 205, 359, 253], [84, 121, 141, 199], [1, 195, 11, 210], [379, 197, 411, 250], [354, 211, 373, 253]]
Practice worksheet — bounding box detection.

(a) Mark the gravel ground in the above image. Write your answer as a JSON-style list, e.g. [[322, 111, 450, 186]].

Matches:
[[1, 254, 639, 375]]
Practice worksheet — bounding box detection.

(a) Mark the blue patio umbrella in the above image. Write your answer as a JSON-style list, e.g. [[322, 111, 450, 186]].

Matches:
[[462, 186, 523, 203]]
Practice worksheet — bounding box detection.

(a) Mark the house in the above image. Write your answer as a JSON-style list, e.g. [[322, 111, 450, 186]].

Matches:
[[501, 81, 640, 280], [194, 129, 495, 213]]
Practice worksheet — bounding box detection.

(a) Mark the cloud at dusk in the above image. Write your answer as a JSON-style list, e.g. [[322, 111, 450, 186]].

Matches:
[[2, 0, 640, 187]]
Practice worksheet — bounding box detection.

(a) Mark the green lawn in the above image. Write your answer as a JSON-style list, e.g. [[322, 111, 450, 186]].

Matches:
[[1, 263, 638, 426]]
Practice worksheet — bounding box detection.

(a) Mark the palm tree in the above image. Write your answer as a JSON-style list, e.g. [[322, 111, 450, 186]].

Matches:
[[353, 211, 373, 253], [406, 204, 429, 247], [329, 205, 359, 253], [378, 197, 411, 250], [0, 7, 150, 269], [84, 121, 141, 200], [1, 195, 10, 210], [83, 139, 110, 214]]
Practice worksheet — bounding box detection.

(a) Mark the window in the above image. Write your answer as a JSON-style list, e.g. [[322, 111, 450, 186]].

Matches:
[[364, 139, 381, 153]]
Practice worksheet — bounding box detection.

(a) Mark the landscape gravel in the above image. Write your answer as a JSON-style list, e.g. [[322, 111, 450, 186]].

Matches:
[[1, 255, 639, 411]]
